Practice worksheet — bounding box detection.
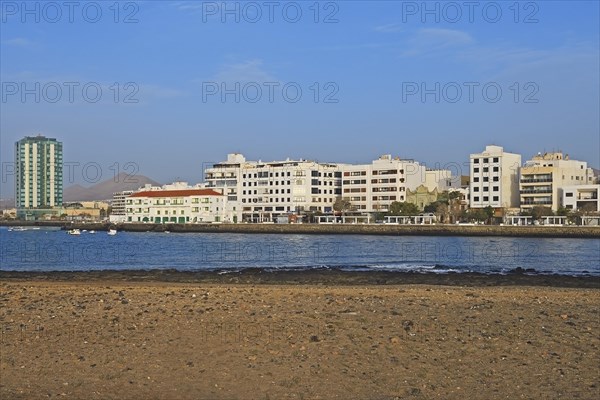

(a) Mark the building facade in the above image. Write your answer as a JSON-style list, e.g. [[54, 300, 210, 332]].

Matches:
[[561, 184, 599, 213], [340, 155, 429, 212], [110, 190, 134, 222], [125, 185, 228, 223], [469, 145, 521, 209], [519, 152, 595, 212], [205, 153, 343, 222], [15, 135, 63, 212]]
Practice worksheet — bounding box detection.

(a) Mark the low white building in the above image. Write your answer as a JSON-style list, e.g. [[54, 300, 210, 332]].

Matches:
[[561, 184, 599, 213], [125, 185, 230, 223]]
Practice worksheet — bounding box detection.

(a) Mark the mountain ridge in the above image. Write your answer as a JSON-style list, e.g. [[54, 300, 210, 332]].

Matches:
[[64, 173, 161, 201]]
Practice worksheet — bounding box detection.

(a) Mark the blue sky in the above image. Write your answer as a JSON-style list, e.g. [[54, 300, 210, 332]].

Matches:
[[1, 0, 599, 194]]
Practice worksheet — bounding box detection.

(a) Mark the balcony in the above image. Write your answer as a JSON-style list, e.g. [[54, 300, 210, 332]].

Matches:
[[520, 178, 552, 183], [521, 200, 552, 205], [520, 189, 552, 194]]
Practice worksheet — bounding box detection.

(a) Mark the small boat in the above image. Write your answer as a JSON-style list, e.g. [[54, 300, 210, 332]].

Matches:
[[107, 229, 117, 236], [67, 229, 81, 235], [10, 226, 27, 232], [89, 230, 96, 234]]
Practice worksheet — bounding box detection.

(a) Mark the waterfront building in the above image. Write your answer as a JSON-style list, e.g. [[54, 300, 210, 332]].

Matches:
[[469, 145, 521, 209], [109, 191, 134, 222], [125, 183, 229, 223], [561, 184, 599, 213], [520, 152, 595, 212], [340, 155, 428, 212], [205, 153, 344, 222]]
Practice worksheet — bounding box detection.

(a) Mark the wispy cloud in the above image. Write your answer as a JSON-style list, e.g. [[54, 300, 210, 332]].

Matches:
[[212, 59, 278, 83], [374, 23, 403, 33], [401, 28, 474, 57], [3, 38, 34, 47]]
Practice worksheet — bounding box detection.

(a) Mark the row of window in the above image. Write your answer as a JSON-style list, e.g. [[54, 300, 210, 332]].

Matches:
[[127, 198, 212, 205], [472, 186, 500, 192], [473, 157, 499, 164], [472, 196, 499, 202], [473, 166, 500, 173], [473, 176, 499, 183], [126, 207, 213, 214], [240, 171, 342, 179]]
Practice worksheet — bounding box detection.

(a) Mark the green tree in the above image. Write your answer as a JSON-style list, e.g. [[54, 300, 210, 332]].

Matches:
[[531, 206, 553, 220], [388, 202, 419, 216], [484, 206, 494, 224], [333, 198, 353, 214]]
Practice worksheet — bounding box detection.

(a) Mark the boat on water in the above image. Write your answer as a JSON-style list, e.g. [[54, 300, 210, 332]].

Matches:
[[67, 229, 81, 235], [107, 229, 118, 236], [9, 226, 27, 232], [89, 230, 96, 234]]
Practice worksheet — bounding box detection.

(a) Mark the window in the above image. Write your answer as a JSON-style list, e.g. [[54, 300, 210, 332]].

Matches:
[[474, 196, 480, 201], [493, 157, 499, 163], [483, 177, 489, 182], [483, 158, 488, 163], [566, 192, 573, 197], [493, 177, 499, 182], [483, 187, 489, 192], [473, 187, 479, 192], [483, 167, 489, 172], [483, 196, 489, 201], [493, 196, 499, 201], [473, 177, 479, 182], [474, 159, 480, 164], [493, 186, 499, 191], [474, 168, 479, 173]]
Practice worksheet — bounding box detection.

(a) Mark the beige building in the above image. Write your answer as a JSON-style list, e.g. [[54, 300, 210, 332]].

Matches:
[[406, 185, 439, 210], [341, 155, 429, 212], [470, 145, 521, 209], [520, 152, 595, 212]]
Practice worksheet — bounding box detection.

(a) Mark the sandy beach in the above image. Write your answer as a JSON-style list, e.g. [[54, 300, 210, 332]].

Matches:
[[1, 272, 598, 399]]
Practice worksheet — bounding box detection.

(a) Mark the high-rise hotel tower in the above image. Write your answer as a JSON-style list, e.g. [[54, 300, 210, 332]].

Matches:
[[15, 135, 63, 209]]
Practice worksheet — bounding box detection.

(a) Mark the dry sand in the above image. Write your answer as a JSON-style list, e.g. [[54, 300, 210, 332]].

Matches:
[[1, 275, 599, 399]]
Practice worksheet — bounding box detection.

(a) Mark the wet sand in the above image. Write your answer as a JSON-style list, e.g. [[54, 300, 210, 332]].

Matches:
[[1, 272, 599, 399]]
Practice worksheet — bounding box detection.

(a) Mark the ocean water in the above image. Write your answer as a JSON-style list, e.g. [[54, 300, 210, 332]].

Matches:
[[0, 226, 599, 276]]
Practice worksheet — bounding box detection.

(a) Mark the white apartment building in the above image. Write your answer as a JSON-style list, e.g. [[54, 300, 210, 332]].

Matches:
[[469, 145, 521, 209], [341, 155, 429, 212], [520, 152, 595, 212], [125, 183, 229, 223], [205, 154, 344, 222], [561, 184, 600, 212], [109, 190, 134, 223]]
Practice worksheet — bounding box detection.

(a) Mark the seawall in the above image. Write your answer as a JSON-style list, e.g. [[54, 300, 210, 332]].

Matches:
[[3, 221, 598, 238]]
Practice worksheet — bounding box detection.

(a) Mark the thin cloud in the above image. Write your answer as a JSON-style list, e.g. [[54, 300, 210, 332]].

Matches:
[[3, 38, 34, 47], [374, 23, 404, 33], [401, 28, 474, 57], [213, 59, 278, 83]]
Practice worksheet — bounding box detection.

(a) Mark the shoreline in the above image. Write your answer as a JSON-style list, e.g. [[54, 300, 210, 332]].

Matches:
[[1, 269, 598, 288], [2, 220, 600, 238]]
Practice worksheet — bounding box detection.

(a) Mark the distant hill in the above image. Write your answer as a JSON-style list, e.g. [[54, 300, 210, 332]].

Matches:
[[64, 173, 161, 201]]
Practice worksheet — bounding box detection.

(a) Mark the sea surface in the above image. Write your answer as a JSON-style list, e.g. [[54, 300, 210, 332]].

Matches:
[[0, 226, 598, 276]]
